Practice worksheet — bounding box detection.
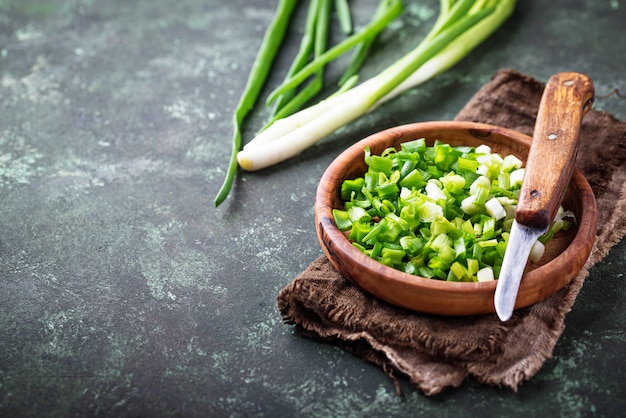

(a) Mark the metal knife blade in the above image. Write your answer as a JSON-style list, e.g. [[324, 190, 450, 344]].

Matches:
[[494, 72, 594, 321], [494, 221, 547, 321]]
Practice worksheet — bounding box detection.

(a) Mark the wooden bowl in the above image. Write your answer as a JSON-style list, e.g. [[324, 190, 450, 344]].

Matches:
[[315, 121, 597, 316]]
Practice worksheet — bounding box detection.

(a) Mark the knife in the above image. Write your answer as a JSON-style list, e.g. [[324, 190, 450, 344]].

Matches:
[[494, 72, 595, 321]]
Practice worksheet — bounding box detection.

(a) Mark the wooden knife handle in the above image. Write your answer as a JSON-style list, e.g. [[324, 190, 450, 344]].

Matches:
[[516, 72, 594, 229]]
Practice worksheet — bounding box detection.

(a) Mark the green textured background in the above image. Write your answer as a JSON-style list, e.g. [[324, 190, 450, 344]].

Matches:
[[0, 0, 624, 416]]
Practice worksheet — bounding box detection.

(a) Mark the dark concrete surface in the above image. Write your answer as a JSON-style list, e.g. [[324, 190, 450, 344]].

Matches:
[[0, 0, 624, 416]]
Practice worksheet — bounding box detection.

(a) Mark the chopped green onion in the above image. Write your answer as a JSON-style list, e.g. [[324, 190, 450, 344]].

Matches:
[[333, 139, 575, 281], [477, 267, 495, 282], [332, 208, 352, 231], [529, 240, 545, 263]]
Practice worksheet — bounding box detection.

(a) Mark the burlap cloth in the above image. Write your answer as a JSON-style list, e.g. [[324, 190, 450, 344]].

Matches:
[[277, 69, 626, 396]]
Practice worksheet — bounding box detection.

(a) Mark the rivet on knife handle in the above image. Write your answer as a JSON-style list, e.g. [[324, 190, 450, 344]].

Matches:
[[494, 72, 594, 321]]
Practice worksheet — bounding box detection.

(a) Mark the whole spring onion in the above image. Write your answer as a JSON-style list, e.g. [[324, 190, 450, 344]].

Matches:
[[237, 0, 516, 171], [332, 139, 574, 282], [214, 0, 297, 207], [215, 0, 396, 206]]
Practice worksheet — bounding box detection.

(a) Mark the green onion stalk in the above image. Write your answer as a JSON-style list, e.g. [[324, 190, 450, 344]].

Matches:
[[237, 0, 516, 172], [214, 0, 400, 206], [213, 0, 297, 207]]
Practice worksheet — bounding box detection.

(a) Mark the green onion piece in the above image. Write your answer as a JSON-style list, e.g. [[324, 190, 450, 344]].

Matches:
[[367, 155, 393, 176], [457, 156, 478, 173], [381, 247, 406, 261], [349, 222, 372, 242], [377, 182, 399, 200], [400, 169, 423, 188], [450, 261, 468, 280], [332, 209, 352, 230], [341, 177, 364, 200], [441, 174, 465, 195], [348, 206, 371, 223], [401, 138, 427, 153], [370, 241, 383, 259]]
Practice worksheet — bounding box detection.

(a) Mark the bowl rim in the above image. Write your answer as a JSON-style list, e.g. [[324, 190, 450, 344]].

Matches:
[[314, 121, 598, 315]]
